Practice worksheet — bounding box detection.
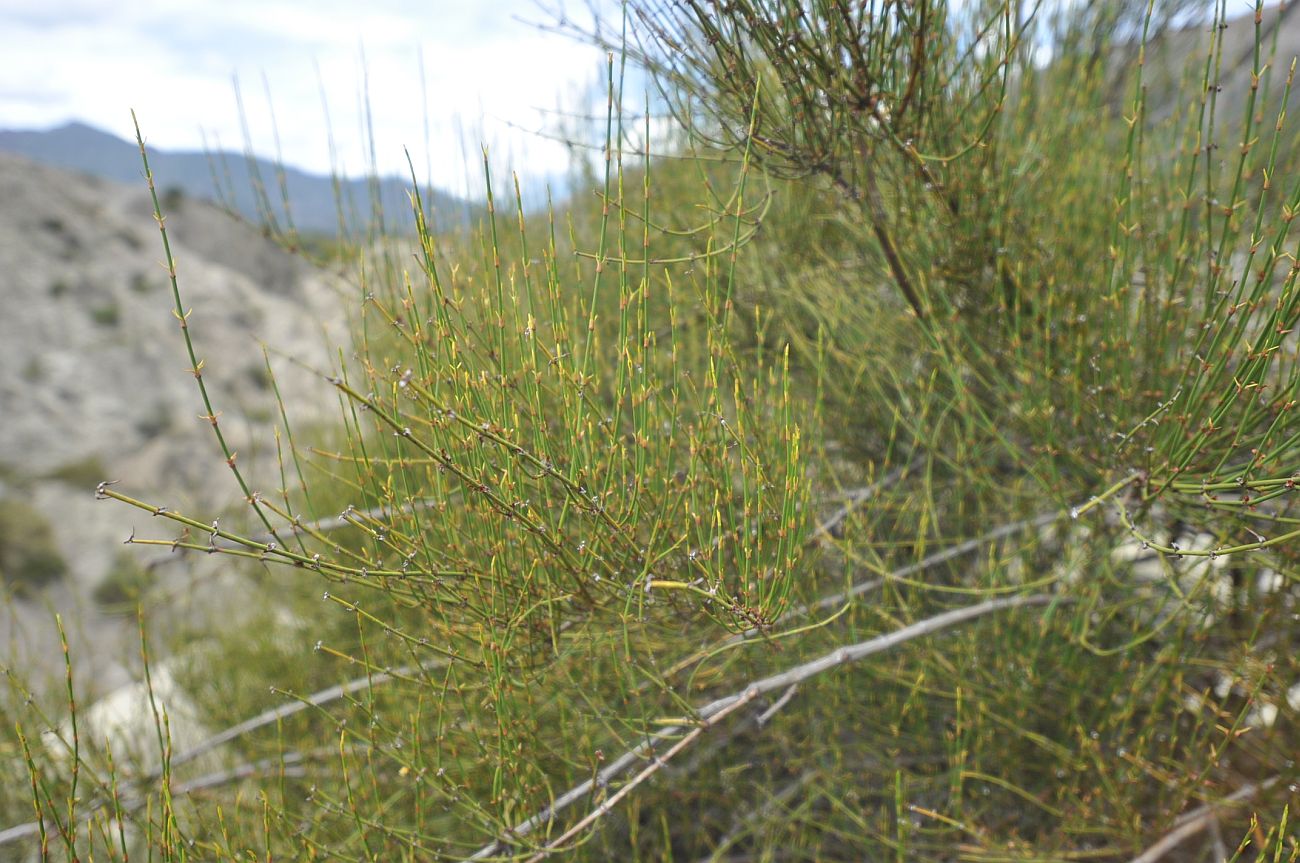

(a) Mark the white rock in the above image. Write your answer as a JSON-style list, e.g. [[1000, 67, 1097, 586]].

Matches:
[[1246, 701, 1279, 729], [41, 660, 210, 776], [1256, 570, 1284, 596]]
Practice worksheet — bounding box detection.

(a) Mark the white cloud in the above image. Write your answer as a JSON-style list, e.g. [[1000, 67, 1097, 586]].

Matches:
[[0, 0, 615, 194]]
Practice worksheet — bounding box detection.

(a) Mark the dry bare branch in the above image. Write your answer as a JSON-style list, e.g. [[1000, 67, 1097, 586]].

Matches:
[[1126, 776, 1281, 863], [472, 593, 1057, 859]]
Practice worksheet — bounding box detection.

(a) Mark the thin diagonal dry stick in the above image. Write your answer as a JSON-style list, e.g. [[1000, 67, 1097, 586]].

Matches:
[[471, 593, 1057, 859], [701, 770, 818, 863], [522, 689, 762, 862], [808, 459, 919, 542], [662, 507, 1061, 681], [806, 509, 1060, 614], [1126, 776, 1281, 863], [168, 750, 309, 797], [163, 663, 430, 772], [0, 664, 435, 846], [669, 684, 800, 782]]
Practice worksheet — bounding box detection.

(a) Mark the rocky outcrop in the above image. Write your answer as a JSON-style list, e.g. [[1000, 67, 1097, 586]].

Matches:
[[0, 152, 349, 694]]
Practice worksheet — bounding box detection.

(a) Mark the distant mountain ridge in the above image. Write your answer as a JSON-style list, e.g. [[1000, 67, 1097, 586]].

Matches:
[[0, 121, 474, 235]]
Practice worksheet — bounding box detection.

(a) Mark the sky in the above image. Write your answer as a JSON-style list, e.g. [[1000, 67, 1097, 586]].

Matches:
[[0, 1, 1270, 198], [0, 0, 616, 197]]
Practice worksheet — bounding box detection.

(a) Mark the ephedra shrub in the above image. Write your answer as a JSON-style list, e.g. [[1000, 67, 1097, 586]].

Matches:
[[10, 0, 1300, 860]]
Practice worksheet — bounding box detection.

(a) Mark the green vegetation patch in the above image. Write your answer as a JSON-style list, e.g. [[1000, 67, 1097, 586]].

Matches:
[[0, 498, 67, 593], [89, 301, 120, 327], [92, 550, 155, 611], [42, 454, 107, 489]]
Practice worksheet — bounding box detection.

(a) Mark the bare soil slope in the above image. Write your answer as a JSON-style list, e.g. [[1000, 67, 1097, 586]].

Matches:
[[0, 153, 349, 692]]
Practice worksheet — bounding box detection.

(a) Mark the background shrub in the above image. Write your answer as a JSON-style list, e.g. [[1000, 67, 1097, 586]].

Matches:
[[0, 498, 67, 594], [42, 455, 107, 489], [92, 550, 154, 610]]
